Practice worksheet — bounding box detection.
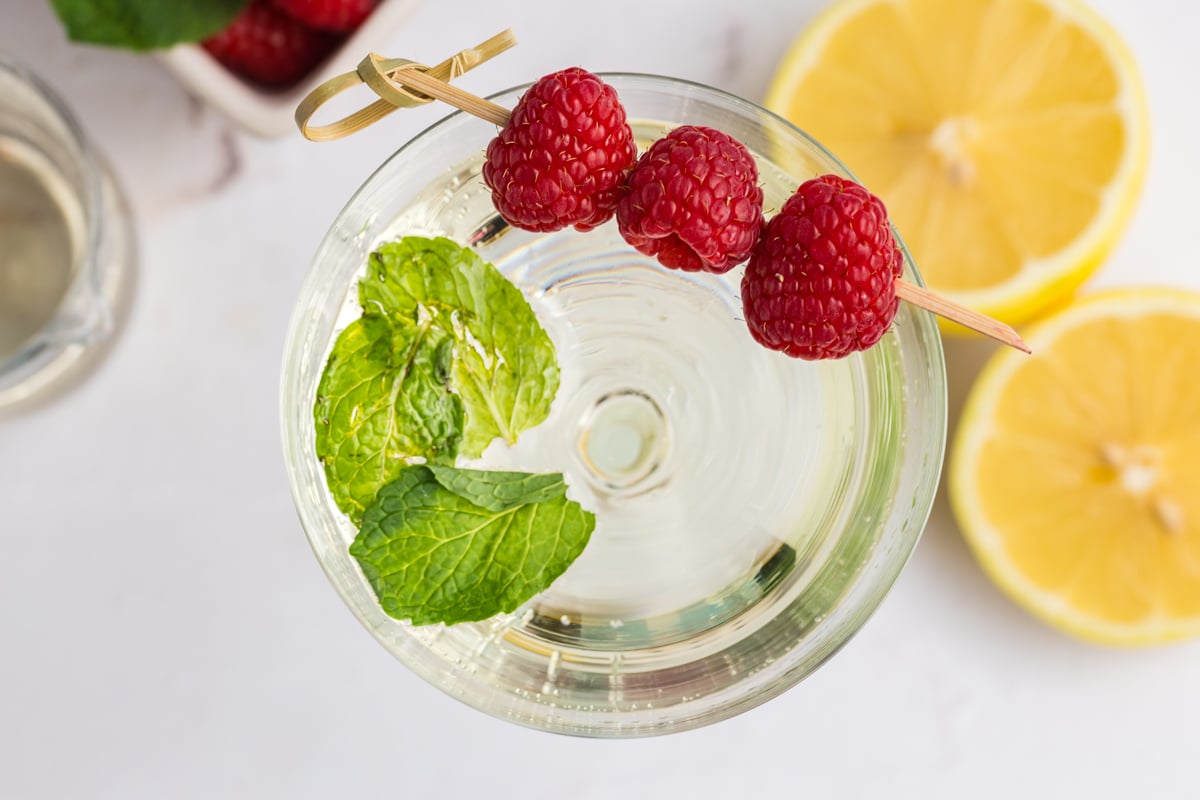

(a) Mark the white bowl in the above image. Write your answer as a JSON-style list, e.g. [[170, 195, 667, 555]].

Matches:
[[158, 0, 422, 138]]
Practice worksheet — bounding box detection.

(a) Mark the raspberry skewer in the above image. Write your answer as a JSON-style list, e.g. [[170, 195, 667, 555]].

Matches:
[[301, 49, 1029, 357]]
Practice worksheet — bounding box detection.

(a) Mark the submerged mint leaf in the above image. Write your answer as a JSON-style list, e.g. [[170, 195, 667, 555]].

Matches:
[[315, 315, 464, 524], [363, 237, 560, 458], [50, 0, 245, 51], [350, 466, 595, 626]]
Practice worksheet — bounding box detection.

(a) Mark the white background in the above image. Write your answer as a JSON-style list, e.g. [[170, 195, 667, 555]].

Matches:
[[3, 0, 1200, 797]]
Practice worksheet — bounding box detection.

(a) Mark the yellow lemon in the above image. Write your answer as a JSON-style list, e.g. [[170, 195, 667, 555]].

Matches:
[[950, 289, 1200, 645], [766, 0, 1149, 326]]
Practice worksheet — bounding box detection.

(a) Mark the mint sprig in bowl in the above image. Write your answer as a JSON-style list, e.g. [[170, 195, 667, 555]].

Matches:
[[49, 0, 247, 50]]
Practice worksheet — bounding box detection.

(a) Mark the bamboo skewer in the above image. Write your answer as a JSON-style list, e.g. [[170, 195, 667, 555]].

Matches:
[[895, 282, 1030, 353], [395, 65, 511, 127], [297, 34, 1030, 354], [295, 30, 517, 141]]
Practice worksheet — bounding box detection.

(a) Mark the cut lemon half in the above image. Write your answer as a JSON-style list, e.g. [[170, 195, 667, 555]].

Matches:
[[766, 0, 1149, 326], [950, 289, 1200, 645]]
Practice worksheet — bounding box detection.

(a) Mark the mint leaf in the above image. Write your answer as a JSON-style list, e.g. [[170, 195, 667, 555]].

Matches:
[[50, 0, 245, 51], [315, 236, 560, 521], [350, 466, 595, 626], [315, 315, 465, 524], [362, 237, 560, 458], [424, 465, 569, 512], [319, 238, 588, 627]]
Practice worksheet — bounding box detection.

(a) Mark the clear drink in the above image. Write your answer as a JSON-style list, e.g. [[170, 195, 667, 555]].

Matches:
[[282, 75, 946, 736], [0, 57, 128, 408], [0, 137, 83, 359]]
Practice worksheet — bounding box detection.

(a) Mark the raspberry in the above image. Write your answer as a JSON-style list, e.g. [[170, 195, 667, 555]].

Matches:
[[202, 0, 338, 88], [483, 68, 637, 233], [741, 174, 904, 360], [616, 125, 764, 273], [270, 0, 377, 33]]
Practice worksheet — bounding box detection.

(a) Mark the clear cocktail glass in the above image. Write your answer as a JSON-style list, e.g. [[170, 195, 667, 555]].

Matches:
[[281, 74, 947, 736]]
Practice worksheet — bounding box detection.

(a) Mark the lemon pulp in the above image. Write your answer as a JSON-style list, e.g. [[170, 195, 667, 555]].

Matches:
[[951, 289, 1200, 645]]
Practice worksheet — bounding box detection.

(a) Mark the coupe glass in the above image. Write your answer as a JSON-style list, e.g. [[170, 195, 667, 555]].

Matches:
[[281, 74, 947, 737]]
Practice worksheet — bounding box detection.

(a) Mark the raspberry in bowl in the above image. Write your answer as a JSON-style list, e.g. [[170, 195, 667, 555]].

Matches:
[[281, 74, 947, 736]]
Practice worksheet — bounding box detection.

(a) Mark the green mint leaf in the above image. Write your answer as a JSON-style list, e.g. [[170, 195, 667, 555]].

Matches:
[[362, 237, 560, 458], [315, 315, 465, 524], [424, 465, 572, 512], [350, 466, 595, 626], [49, 0, 245, 51], [315, 236, 560, 522]]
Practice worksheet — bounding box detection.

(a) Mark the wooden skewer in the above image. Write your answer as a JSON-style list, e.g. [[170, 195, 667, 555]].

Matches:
[[294, 30, 517, 141], [397, 66, 511, 127], [307, 45, 1030, 354], [895, 282, 1030, 353]]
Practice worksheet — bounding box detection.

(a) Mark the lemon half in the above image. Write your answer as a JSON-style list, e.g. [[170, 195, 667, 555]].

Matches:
[[767, 0, 1150, 325], [951, 289, 1200, 645]]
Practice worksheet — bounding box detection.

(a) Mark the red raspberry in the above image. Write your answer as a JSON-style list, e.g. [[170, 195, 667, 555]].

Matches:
[[483, 68, 637, 233], [616, 125, 764, 273], [741, 174, 904, 360], [270, 0, 377, 33], [202, 0, 339, 87]]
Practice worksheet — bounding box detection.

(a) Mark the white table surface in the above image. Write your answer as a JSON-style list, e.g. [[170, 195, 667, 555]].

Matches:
[[3, 1, 1200, 797]]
